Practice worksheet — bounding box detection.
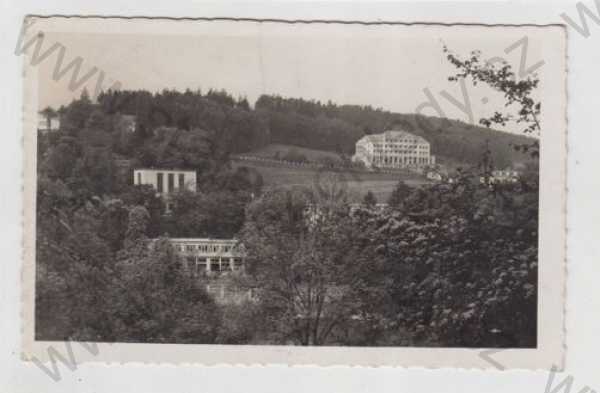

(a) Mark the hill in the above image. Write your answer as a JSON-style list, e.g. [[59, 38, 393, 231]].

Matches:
[[256, 95, 538, 169], [92, 89, 537, 171], [245, 144, 344, 163], [232, 161, 428, 203], [232, 144, 431, 203]]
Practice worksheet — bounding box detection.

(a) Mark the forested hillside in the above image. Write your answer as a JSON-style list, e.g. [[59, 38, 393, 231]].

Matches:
[[255, 95, 536, 168], [78, 89, 535, 168]]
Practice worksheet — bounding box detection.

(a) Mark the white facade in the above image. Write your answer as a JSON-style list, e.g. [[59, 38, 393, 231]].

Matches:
[[133, 168, 196, 195], [352, 130, 435, 169], [480, 169, 521, 184], [168, 238, 245, 274], [117, 114, 137, 133], [37, 114, 60, 133], [426, 171, 443, 181]]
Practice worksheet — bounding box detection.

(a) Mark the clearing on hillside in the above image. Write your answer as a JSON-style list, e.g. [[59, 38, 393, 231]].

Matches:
[[232, 156, 431, 203]]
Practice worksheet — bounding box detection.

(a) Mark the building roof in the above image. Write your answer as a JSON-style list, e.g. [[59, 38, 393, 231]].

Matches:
[[133, 167, 196, 173], [383, 130, 429, 144], [167, 238, 239, 243], [360, 130, 429, 145]]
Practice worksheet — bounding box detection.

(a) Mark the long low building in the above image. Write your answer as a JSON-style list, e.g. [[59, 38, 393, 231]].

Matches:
[[168, 238, 245, 275]]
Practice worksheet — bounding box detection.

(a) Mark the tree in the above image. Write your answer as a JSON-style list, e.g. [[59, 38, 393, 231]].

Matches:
[[124, 205, 150, 247], [41, 135, 80, 181], [283, 148, 308, 163], [373, 176, 538, 347], [168, 189, 250, 238], [239, 188, 383, 345], [443, 45, 541, 157], [39, 106, 57, 130], [388, 181, 411, 208], [98, 198, 130, 252], [111, 236, 222, 343], [35, 185, 117, 341], [62, 89, 94, 132], [120, 184, 165, 237], [363, 190, 377, 207]]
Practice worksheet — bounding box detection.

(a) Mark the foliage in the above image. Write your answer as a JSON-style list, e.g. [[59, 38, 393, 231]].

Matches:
[[371, 175, 538, 347], [443, 46, 541, 156], [363, 190, 377, 206], [135, 127, 214, 171], [239, 187, 385, 345], [97, 89, 269, 155], [36, 177, 120, 340], [35, 86, 539, 347], [39, 106, 58, 129], [36, 191, 222, 342], [388, 181, 412, 208], [282, 148, 308, 163], [111, 236, 221, 343], [256, 94, 536, 167], [216, 302, 265, 344], [120, 184, 165, 237], [167, 189, 251, 238]]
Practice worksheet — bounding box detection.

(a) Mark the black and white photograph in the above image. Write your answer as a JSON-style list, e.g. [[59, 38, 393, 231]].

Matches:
[[20, 17, 566, 368]]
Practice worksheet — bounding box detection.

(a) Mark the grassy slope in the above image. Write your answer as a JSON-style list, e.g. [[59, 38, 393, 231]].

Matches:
[[246, 144, 344, 162], [391, 115, 538, 167], [232, 151, 431, 203]]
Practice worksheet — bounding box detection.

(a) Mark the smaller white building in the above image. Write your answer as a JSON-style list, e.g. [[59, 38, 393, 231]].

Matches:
[[37, 114, 60, 133], [133, 168, 196, 195], [117, 114, 137, 133], [426, 171, 443, 181], [480, 169, 521, 185]]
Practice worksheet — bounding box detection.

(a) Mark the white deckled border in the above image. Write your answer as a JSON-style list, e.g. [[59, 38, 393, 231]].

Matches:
[[21, 17, 567, 369]]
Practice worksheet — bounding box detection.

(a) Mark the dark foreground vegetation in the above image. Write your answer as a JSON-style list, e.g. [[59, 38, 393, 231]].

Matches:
[[36, 87, 538, 347]]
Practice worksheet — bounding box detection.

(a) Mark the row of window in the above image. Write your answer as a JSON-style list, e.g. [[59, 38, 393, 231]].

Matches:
[[374, 150, 429, 155], [156, 172, 186, 193], [182, 256, 244, 272], [373, 156, 431, 164], [373, 144, 428, 149], [174, 243, 235, 253], [135, 172, 187, 193]]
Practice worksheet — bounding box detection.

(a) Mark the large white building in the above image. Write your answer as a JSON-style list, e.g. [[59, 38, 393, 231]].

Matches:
[[352, 130, 435, 169], [133, 168, 196, 195]]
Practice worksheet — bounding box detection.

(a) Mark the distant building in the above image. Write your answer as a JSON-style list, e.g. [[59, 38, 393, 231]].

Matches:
[[352, 130, 435, 169], [37, 114, 60, 133], [348, 202, 389, 212], [114, 158, 133, 183], [480, 168, 520, 184], [117, 114, 137, 133], [115, 158, 133, 169], [133, 168, 196, 195], [151, 238, 250, 304], [305, 203, 389, 224], [426, 171, 443, 181], [168, 238, 245, 275]]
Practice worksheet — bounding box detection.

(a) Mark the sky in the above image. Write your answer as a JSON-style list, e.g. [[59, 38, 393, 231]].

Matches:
[[29, 20, 563, 135]]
